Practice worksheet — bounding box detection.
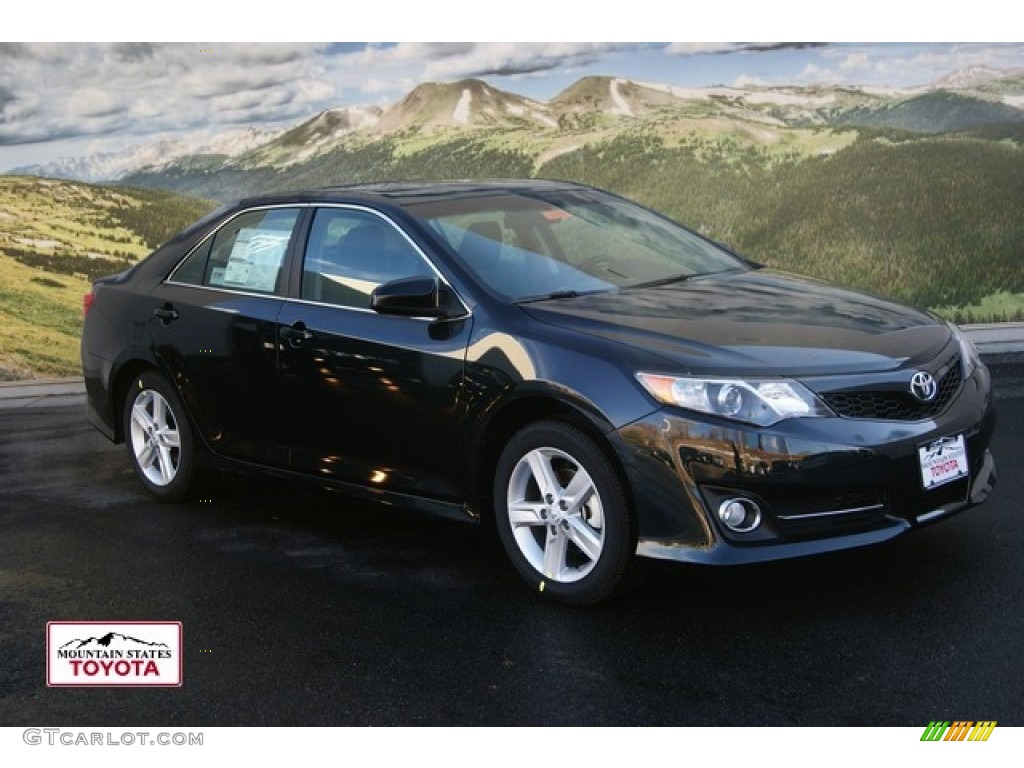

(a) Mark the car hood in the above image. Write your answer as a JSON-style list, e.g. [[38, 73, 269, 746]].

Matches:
[[521, 270, 952, 376]]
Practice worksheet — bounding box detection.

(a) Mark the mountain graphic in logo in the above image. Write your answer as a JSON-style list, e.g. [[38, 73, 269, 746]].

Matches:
[[59, 631, 170, 651]]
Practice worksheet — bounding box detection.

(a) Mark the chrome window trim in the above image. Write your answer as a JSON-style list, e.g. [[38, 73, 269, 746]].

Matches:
[[282, 295, 471, 323], [157, 281, 298, 304], [165, 201, 472, 320]]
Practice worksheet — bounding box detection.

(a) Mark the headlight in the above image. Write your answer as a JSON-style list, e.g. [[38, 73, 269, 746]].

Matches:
[[948, 322, 979, 379], [636, 373, 833, 427]]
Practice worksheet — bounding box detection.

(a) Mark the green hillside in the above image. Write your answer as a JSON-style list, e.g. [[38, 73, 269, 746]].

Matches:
[[0, 176, 215, 379]]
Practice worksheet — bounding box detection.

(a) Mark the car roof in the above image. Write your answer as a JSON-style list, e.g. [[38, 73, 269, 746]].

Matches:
[[235, 178, 590, 210]]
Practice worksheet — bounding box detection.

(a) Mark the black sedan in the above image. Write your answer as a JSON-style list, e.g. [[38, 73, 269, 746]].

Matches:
[[81, 180, 997, 604]]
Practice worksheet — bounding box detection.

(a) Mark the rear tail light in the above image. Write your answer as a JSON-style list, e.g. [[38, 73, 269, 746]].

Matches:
[[83, 291, 95, 316]]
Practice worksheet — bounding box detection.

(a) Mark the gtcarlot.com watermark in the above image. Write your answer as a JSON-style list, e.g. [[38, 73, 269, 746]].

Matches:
[[23, 729, 203, 747]]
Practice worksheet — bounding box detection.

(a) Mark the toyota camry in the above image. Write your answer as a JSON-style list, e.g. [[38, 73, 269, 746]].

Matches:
[[81, 180, 997, 604]]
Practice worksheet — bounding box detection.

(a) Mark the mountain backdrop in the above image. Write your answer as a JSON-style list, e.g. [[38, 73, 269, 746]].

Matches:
[[2, 67, 1023, 378]]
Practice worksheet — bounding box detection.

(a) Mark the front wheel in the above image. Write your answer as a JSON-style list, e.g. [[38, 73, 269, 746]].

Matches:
[[494, 420, 638, 605], [122, 370, 201, 501]]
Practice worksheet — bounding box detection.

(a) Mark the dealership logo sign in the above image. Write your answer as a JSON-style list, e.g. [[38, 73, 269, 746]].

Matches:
[[47, 622, 182, 687]]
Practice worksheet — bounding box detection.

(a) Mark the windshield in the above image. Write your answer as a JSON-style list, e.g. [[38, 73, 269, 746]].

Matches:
[[406, 186, 748, 301]]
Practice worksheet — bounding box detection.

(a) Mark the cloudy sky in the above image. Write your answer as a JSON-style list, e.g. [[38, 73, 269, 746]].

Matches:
[[2, 41, 1023, 170]]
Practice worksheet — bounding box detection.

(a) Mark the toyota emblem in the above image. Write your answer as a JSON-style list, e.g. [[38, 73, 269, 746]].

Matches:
[[910, 371, 938, 402]]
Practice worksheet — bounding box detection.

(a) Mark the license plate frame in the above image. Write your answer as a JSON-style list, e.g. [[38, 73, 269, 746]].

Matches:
[[918, 434, 969, 490]]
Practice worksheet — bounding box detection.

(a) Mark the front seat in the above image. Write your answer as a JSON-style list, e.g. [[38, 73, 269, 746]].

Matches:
[[459, 221, 504, 275], [339, 224, 390, 277]]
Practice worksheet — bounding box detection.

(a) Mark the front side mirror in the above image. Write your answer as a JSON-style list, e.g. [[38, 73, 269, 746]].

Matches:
[[371, 276, 462, 319]]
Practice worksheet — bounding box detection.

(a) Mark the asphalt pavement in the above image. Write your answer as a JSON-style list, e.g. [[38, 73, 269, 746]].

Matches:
[[0, 337, 1022, 726]]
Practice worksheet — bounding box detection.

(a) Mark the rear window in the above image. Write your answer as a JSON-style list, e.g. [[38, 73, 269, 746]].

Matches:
[[170, 208, 300, 295]]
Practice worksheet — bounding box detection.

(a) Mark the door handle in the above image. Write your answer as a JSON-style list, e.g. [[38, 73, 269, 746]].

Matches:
[[153, 304, 179, 324], [281, 322, 314, 347]]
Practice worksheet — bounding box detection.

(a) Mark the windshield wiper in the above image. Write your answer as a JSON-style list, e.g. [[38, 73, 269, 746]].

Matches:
[[514, 288, 611, 304], [628, 267, 745, 290], [626, 273, 694, 289]]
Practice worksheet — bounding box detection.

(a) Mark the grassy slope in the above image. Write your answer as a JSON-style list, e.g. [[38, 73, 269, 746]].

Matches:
[[0, 176, 214, 379], [0, 256, 90, 379]]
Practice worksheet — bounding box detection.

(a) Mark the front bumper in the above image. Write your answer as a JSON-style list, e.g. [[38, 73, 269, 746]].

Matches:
[[617, 363, 997, 565]]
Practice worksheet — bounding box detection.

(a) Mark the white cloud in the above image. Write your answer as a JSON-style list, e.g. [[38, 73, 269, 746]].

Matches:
[[348, 42, 475, 69], [67, 88, 125, 119], [336, 42, 637, 83], [798, 63, 842, 85], [0, 42, 337, 147], [733, 74, 770, 88], [360, 77, 416, 95], [666, 42, 744, 55], [421, 42, 634, 79], [839, 52, 870, 71], [667, 42, 830, 57]]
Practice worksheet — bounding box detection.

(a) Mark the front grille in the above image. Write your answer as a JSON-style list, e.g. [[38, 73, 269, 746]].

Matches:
[[823, 359, 962, 421]]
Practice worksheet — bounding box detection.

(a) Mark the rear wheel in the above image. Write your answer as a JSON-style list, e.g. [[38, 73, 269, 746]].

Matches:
[[494, 420, 637, 605], [122, 371, 200, 501]]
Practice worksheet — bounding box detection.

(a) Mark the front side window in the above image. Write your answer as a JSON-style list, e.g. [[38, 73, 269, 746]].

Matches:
[[301, 208, 433, 309], [171, 208, 300, 294]]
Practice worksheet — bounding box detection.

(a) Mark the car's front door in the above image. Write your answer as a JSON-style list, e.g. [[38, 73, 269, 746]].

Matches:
[[277, 206, 471, 501], [149, 206, 304, 466]]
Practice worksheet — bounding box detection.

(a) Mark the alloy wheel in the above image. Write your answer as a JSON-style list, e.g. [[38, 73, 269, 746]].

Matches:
[[128, 388, 182, 487], [506, 446, 605, 583]]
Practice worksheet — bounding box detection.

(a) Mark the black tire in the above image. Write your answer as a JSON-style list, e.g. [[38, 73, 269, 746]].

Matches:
[[122, 370, 202, 502], [494, 419, 638, 605]]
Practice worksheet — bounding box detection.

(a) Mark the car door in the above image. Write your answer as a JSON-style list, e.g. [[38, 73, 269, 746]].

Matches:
[[277, 205, 471, 501], [149, 206, 304, 467]]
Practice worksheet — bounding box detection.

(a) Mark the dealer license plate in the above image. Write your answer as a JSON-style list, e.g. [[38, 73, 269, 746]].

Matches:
[[918, 434, 968, 490]]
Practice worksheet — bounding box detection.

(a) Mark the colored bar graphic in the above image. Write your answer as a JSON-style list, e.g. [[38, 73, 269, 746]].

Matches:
[[944, 721, 972, 741], [921, 721, 950, 741], [968, 722, 997, 742], [920, 720, 996, 742]]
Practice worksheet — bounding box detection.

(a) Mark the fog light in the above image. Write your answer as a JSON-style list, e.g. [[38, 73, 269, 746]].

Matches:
[[717, 498, 762, 532]]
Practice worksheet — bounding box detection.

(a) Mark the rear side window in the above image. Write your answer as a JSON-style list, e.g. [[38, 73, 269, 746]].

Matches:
[[171, 208, 300, 295]]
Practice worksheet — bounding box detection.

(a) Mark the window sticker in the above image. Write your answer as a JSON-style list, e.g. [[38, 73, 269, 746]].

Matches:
[[221, 227, 290, 292]]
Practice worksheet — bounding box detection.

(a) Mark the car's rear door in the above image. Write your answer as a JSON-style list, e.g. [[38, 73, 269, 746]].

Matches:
[[149, 205, 305, 466], [277, 205, 471, 501]]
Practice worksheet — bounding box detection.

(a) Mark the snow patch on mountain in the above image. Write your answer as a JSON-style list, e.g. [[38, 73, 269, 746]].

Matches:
[[609, 78, 633, 117], [637, 81, 737, 100], [453, 88, 473, 125]]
